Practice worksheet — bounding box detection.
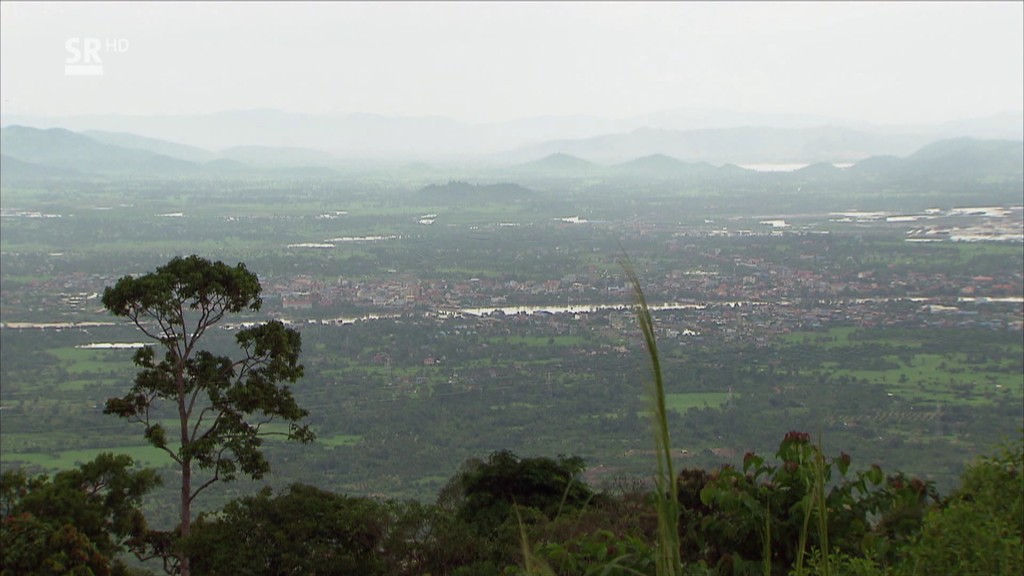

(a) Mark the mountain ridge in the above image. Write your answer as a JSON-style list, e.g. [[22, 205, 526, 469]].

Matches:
[[2, 126, 1020, 187], [3, 108, 1020, 162]]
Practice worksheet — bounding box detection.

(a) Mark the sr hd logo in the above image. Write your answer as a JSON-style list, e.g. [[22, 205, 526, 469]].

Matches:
[[65, 37, 129, 76]]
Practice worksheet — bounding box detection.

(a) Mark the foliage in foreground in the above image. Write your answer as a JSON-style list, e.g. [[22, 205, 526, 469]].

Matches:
[[1, 453, 159, 576], [900, 440, 1023, 576], [3, 258, 1020, 575], [2, 439, 1021, 575]]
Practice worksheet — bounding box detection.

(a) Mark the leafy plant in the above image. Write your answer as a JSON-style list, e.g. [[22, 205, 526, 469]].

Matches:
[[900, 435, 1023, 575]]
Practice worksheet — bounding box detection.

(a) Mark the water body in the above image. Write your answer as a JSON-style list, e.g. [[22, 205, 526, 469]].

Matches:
[[4, 296, 1015, 333], [288, 235, 403, 249], [75, 342, 148, 349], [739, 163, 853, 172], [0, 321, 116, 329], [300, 313, 400, 326], [450, 301, 762, 317]]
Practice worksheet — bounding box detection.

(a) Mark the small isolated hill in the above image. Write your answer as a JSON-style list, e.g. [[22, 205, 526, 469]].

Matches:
[[609, 153, 716, 178], [515, 153, 597, 175], [419, 180, 534, 203], [715, 163, 754, 176], [794, 162, 844, 178]]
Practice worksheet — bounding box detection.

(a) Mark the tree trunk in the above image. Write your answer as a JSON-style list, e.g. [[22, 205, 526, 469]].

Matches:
[[180, 457, 191, 576], [179, 381, 192, 576]]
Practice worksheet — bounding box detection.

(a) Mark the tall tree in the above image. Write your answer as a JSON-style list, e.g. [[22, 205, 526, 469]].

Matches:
[[101, 255, 314, 575]]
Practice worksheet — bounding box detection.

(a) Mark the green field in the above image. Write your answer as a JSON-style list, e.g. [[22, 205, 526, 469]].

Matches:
[[49, 347, 137, 373], [780, 327, 1024, 406], [317, 434, 363, 447], [490, 335, 586, 347], [663, 392, 733, 413], [2, 445, 174, 470]]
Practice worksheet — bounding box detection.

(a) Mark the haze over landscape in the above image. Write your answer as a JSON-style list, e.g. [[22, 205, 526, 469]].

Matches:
[[2, 2, 1022, 155], [1, 3, 1022, 575]]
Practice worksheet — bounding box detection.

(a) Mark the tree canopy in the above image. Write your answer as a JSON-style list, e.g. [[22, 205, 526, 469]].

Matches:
[[0, 453, 160, 576]]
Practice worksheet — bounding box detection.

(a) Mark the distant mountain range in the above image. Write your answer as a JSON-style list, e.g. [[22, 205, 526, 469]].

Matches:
[[503, 138, 1024, 185], [1, 125, 1021, 189], [499, 126, 945, 164], [1, 153, 81, 179], [0, 126, 199, 176], [2, 108, 1020, 162], [82, 130, 217, 163], [849, 137, 1024, 183], [0, 126, 342, 178], [504, 152, 723, 180]]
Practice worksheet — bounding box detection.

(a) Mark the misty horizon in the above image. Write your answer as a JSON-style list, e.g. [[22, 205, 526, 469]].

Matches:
[[2, 2, 1022, 126]]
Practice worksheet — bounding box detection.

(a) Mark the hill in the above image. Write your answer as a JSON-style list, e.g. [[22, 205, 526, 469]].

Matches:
[[199, 158, 253, 175], [83, 130, 217, 163], [505, 126, 937, 164], [6, 108, 1020, 162], [0, 126, 351, 177], [609, 153, 716, 178], [1, 154, 81, 179], [794, 162, 844, 178], [903, 137, 1024, 180], [0, 126, 200, 175], [848, 155, 903, 177], [851, 138, 1024, 182], [514, 153, 597, 176], [418, 180, 534, 203]]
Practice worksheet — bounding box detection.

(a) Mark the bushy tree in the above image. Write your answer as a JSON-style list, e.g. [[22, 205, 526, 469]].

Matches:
[[378, 500, 491, 576], [184, 484, 387, 576], [101, 255, 313, 575], [0, 453, 160, 575], [457, 451, 593, 530], [1, 515, 110, 576], [902, 438, 1023, 575]]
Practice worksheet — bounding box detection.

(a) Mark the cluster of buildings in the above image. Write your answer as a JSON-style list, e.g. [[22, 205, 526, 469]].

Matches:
[[3, 234, 1020, 341], [246, 246, 1024, 344]]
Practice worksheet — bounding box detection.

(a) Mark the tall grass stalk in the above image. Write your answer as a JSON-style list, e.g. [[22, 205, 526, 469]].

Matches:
[[623, 261, 683, 576], [515, 505, 557, 576], [763, 501, 772, 576], [794, 436, 832, 576], [812, 440, 830, 576], [796, 499, 812, 575]]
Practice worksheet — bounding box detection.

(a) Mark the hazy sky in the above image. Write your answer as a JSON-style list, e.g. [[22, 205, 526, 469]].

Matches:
[[1, 1, 1021, 124]]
